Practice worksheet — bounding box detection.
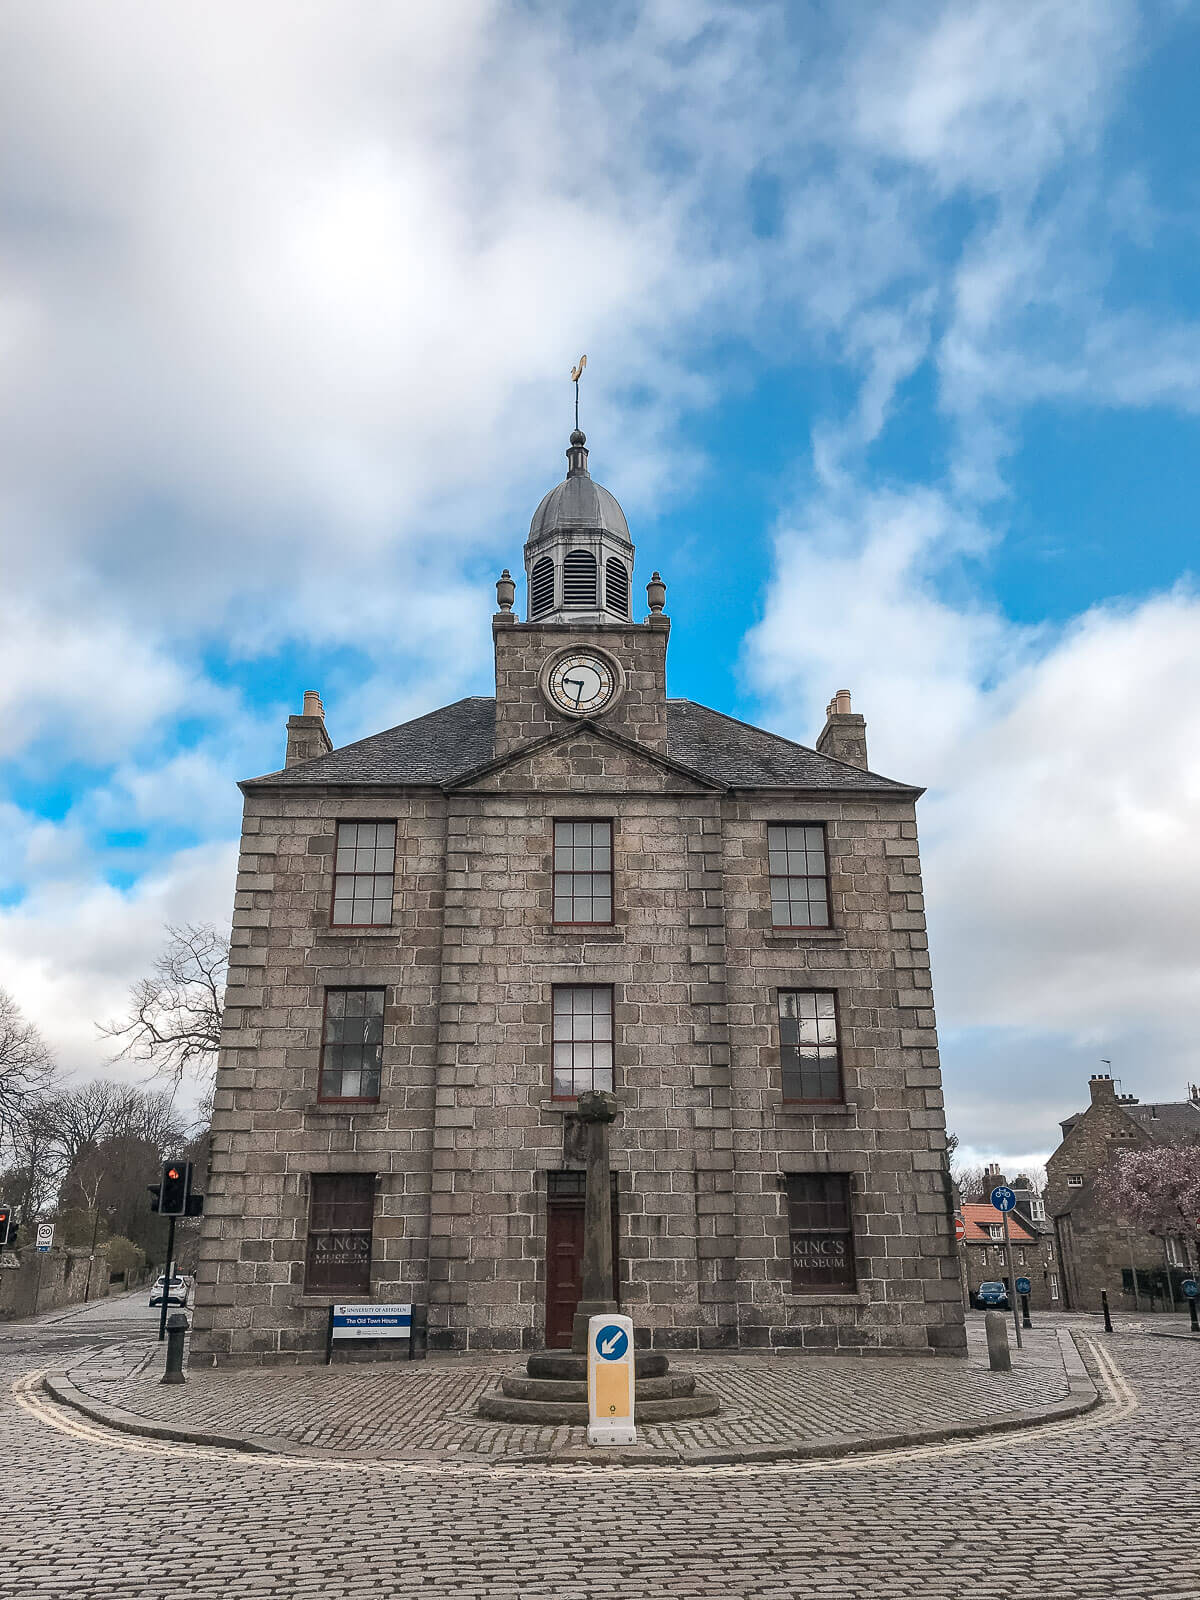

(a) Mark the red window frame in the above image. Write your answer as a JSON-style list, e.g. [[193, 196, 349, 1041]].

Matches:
[[552, 818, 614, 926], [551, 984, 615, 1100], [317, 987, 385, 1104], [329, 820, 396, 928], [778, 989, 844, 1105], [768, 822, 832, 930]]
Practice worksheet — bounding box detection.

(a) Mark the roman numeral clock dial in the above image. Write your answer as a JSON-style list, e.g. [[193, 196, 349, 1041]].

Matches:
[[546, 652, 617, 717]]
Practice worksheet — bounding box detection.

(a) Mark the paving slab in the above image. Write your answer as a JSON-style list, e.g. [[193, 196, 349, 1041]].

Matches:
[[43, 1319, 1096, 1467]]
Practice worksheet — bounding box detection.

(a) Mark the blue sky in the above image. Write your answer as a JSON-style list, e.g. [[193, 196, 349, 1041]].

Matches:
[[2, 0, 1199, 1170]]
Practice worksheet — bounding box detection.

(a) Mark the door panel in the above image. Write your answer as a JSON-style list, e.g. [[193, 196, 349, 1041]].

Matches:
[[544, 1171, 620, 1349]]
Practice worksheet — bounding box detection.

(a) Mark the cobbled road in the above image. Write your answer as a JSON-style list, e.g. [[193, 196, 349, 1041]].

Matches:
[[2, 1295, 1197, 1600]]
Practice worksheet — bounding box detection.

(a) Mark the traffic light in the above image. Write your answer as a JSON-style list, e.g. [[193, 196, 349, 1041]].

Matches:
[[185, 1192, 204, 1217], [0, 1205, 15, 1247], [158, 1161, 193, 1216]]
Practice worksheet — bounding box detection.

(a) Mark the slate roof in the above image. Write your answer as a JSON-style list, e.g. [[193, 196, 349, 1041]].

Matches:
[[243, 696, 919, 794], [1124, 1100, 1200, 1145]]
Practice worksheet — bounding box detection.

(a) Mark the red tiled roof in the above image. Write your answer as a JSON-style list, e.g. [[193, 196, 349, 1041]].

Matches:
[[960, 1203, 1037, 1245]]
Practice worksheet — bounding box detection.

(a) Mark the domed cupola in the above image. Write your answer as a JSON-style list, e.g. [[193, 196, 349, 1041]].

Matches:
[[524, 430, 635, 623]]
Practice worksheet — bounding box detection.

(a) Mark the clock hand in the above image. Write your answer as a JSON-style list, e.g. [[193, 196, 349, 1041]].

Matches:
[[564, 676, 586, 705]]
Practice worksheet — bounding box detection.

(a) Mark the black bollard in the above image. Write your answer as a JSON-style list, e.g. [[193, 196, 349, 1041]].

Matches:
[[1021, 1292, 1032, 1329], [1101, 1289, 1113, 1333], [1189, 1298, 1199, 1334], [409, 1304, 428, 1361], [161, 1311, 188, 1385]]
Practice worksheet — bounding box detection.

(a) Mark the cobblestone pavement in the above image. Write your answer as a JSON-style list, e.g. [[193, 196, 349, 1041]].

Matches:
[[3, 1299, 1198, 1600], [53, 1313, 1074, 1460]]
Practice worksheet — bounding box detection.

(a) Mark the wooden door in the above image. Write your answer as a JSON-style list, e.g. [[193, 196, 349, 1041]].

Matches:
[[545, 1195, 585, 1348], [544, 1171, 620, 1349]]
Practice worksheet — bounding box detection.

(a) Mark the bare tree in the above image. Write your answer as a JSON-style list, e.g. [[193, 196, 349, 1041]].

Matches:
[[98, 922, 227, 1088], [0, 987, 57, 1151]]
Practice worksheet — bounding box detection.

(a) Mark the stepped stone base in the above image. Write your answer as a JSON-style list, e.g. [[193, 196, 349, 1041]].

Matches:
[[476, 1348, 720, 1426]]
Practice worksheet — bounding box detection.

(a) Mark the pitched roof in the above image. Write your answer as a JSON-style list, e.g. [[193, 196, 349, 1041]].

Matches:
[[960, 1204, 1038, 1246], [243, 696, 919, 794], [1123, 1100, 1200, 1145]]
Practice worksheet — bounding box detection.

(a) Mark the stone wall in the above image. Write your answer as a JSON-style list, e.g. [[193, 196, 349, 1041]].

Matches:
[[194, 732, 964, 1362], [0, 1249, 114, 1320]]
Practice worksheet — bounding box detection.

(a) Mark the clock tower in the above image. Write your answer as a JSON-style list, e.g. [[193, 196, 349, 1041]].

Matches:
[[492, 429, 670, 757]]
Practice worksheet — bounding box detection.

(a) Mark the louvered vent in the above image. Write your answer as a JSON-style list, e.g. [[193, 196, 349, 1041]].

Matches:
[[530, 556, 555, 617], [562, 550, 598, 609], [605, 558, 629, 618]]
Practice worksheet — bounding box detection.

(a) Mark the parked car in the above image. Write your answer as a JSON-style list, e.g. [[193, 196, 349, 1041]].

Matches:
[[149, 1274, 190, 1308], [972, 1280, 1010, 1311]]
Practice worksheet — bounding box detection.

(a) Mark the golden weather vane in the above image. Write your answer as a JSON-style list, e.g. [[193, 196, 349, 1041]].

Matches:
[[570, 354, 587, 431]]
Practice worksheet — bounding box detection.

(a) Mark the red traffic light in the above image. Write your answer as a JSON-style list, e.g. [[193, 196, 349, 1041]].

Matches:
[[167, 1168, 180, 1180]]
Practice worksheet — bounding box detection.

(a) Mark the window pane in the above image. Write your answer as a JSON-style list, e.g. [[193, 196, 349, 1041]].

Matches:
[[786, 1175, 855, 1292]]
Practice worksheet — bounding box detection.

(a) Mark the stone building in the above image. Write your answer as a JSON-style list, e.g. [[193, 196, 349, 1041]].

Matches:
[[1046, 1072, 1200, 1312], [192, 427, 965, 1364]]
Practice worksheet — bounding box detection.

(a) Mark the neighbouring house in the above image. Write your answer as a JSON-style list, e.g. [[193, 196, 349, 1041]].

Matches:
[[1046, 1073, 1200, 1312], [959, 1165, 1059, 1311]]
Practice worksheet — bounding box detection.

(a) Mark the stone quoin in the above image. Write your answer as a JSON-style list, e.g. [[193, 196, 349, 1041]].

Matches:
[[191, 425, 965, 1363]]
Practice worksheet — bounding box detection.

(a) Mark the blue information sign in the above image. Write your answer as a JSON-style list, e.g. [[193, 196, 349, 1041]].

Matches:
[[1182, 1279, 1198, 1299], [595, 1323, 629, 1361], [1015, 1276, 1032, 1295], [990, 1186, 1016, 1212]]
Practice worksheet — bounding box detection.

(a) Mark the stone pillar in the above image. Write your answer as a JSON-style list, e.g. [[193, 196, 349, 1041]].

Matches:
[[572, 1089, 619, 1353]]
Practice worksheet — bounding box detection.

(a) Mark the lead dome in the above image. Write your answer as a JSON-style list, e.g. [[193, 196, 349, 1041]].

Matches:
[[524, 430, 634, 623]]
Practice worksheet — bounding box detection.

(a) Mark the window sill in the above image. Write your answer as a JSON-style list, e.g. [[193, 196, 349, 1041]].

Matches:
[[538, 1096, 618, 1114], [303, 1101, 387, 1117], [763, 929, 844, 943], [534, 926, 624, 941], [295, 1293, 376, 1310], [779, 1102, 857, 1116], [785, 1288, 870, 1306], [316, 927, 397, 939]]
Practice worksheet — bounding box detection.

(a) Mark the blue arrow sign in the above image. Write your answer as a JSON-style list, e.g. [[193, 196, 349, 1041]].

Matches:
[[1015, 1276, 1032, 1295], [990, 1186, 1016, 1212], [595, 1323, 628, 1361]]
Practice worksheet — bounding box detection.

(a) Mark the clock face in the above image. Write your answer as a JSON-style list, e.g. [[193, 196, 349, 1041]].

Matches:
[[547, 652, 617, 716]]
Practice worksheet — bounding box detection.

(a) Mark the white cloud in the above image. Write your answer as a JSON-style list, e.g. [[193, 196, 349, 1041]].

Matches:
[[746, 490, 1200, 1162]]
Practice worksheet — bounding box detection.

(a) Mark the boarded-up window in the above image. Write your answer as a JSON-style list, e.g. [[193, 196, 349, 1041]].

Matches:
[[305, 1173, 374, 1294], [786, 1174, 855, 1293]]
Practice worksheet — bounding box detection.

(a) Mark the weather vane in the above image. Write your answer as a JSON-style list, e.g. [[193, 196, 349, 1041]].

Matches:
[[570, 354, 587, 431]]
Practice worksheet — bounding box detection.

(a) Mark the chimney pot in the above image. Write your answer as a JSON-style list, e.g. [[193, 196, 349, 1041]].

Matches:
[[302, 690, 324, 720]]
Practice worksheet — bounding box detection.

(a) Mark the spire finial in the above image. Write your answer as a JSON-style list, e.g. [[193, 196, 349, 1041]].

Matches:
[[570, 354, 587, 433]]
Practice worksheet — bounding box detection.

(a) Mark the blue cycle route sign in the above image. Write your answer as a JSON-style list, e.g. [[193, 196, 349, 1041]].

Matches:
[[990, 1186, 1016, 1212], [1015, 1276, 1032, 1295], [1182, 1279, 1199, 1299], [595, 1323, 629, 1361]]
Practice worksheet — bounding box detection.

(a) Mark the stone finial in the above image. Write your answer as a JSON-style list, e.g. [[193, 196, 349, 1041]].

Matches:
[[495, 569, 516, 613], [646, 571, 666, 614]]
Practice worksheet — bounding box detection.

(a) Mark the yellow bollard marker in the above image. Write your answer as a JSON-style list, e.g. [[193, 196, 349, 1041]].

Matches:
[[587, 1313, 637, 1446]]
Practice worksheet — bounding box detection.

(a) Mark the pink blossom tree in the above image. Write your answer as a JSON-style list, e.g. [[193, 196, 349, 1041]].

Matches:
[[1094, 1146, 1200, 1306], [1093, 1145, 1200, 1237]]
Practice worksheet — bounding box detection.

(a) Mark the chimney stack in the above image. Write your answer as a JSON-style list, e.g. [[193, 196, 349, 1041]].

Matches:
[[285, 689, 333, 769], [816, 689, 868, 771], [1088, 1073, 1117, 1106]]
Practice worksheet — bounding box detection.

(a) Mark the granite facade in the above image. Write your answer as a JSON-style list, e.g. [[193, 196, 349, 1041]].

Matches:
[[192, 611, 965, 1364]]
